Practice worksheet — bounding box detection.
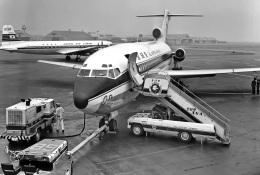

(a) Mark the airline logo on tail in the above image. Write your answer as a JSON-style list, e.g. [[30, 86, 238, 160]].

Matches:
[[2, 25, 20, 42]]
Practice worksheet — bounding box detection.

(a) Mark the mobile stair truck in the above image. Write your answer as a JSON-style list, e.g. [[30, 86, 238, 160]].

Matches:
[[127, 52, 231, 145], [0, 98, 56, 143]]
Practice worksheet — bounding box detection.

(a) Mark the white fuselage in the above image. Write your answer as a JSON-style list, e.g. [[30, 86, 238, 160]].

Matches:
[[0, 40, 111, 55], [73, 41, 172, 114]]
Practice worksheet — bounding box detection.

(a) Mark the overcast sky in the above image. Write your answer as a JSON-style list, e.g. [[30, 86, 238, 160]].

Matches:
[[0, 0, 259, 42]]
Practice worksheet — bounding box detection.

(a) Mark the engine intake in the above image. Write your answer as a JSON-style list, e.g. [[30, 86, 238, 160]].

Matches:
[[173, 48, 185, 62], [152, 28, 162, 39]]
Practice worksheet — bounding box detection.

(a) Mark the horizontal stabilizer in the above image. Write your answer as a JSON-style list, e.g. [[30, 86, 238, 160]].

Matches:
[[137, 14, 203, 17], [38, 60, 82, 69]]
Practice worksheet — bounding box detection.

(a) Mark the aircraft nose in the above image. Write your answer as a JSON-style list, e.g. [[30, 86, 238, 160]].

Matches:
[[73, 91, 89, 109], [73, 76, 113, 109]]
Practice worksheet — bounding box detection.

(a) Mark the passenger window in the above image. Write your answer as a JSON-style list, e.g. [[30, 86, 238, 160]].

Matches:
[[114, 68, 121, 77], [108, 69, 115, 78], [78, 69, 91, 77]]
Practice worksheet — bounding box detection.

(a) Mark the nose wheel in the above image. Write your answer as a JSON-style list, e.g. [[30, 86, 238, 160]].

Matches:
[[98, 116, 118, 140]]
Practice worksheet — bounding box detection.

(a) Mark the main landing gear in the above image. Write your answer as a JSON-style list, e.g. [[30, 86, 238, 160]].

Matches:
[[75, 55, 81, 62], [65, 55, 82, 62], [66, 55, 71, 61]]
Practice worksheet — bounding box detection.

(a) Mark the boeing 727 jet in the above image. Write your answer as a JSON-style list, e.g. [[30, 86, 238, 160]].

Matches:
[[39, 9, 260, 131], [0, 25, 112, 62]]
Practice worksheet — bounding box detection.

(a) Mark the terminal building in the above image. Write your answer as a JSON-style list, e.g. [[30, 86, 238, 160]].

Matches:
[[44, 30, 94, 41]]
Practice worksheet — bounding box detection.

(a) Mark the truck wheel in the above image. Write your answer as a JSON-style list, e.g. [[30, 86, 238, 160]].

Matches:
[[33, 129, 41, 143], [108, 119, 117, 131], [178, 131, 192, 143], [131, 124, 144, 136], [48, 124, 53, 133]]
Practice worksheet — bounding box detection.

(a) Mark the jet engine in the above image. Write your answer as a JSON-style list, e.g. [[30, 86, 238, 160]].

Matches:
[[173, 48, 185, 62], [152, 28, 162, 39]]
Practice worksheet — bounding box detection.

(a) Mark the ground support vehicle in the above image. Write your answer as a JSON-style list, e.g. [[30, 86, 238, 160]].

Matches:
[[1, 139, 72, 175], [127, 54, 231, 145], [128, 112, 216, 143], [0, 98, 56, 143], [0, 125, 108, 175]]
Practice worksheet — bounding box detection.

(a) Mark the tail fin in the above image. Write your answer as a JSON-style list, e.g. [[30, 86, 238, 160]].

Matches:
[[137, 9, 202, 42], [2, 25, 20, 45]]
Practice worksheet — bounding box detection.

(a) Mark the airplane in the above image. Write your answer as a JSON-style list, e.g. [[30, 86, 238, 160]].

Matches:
[[0, 25, 112, 62], [38, 9, 260, 131]]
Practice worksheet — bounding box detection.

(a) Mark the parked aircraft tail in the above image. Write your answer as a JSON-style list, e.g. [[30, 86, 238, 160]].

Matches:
[[137, 9, 202, 42], [1, 25, 20, 46]]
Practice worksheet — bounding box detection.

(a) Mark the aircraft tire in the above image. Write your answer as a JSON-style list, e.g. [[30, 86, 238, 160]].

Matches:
[[108, 119, 117, 131], [178, 131, 192, 143], [131, 124, 144, 136], [66, 56, 71, 61], [99, 118, 105, 128], [76, 58, 81, 62]]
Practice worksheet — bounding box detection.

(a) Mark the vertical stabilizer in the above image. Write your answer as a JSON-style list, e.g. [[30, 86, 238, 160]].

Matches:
[[158, 9, 170, 42], [2, 25, 20, 45]]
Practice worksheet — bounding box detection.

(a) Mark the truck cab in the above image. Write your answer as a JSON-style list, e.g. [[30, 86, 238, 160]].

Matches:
[[1, 139, 73, 175]]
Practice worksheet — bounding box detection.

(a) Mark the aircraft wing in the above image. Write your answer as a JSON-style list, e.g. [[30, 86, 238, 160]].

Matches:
[[164, 68, 260, 78], [57, 46, 102, 55], [38, 60, 82, 69], [185, 48, 255, 55]]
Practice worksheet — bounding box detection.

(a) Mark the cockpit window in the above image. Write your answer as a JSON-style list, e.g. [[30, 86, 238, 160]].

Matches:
[[78, 69, 91, 77], [114, 68, 121, 77], [108, 69, 115, 78], [102, 64, 108, 68], [91, 70, 108, 77], [83, 64, 87, 67]]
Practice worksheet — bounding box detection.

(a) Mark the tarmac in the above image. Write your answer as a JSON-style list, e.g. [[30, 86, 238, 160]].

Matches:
[[1, 43, 260, 175]]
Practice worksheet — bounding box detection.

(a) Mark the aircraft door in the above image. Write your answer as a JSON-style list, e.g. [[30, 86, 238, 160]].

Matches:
[[128, 52, 143, 86]]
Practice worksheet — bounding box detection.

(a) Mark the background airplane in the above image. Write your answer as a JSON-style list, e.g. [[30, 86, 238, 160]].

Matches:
[[39, 9, 260, 130], [0, 25, 112, 62]]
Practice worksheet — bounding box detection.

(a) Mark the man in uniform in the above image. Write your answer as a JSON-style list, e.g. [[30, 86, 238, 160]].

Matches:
[[55, 103, 65, 133], [251, 78, 257, 94]]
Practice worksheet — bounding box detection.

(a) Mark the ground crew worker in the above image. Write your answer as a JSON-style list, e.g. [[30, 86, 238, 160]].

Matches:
[[251, 78, 257, 94], [257, 80, 260, 94], [55, 103, 65, 133]]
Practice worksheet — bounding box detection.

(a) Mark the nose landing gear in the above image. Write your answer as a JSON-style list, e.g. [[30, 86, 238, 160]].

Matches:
[[98, 113, 118, 140]]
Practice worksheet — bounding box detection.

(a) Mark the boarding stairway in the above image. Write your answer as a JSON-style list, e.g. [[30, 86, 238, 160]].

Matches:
[[128, 52, 230, 144]]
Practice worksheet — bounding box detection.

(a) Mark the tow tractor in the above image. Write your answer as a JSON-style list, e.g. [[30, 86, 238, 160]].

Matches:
[[0, 125, 108, 175], [0, 98, 56, 143]]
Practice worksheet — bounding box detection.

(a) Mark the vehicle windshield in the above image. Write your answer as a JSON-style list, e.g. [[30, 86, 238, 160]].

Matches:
[[78, 69, 91, 77], [77, 68, 121, 79], [91, 69, 108, 77]]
